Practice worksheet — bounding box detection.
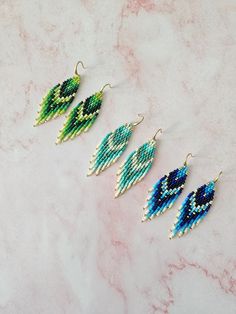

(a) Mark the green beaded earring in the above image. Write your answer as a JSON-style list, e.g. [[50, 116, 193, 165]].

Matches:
[[34, 61, 85, 126], [56, 83, 112, 144]]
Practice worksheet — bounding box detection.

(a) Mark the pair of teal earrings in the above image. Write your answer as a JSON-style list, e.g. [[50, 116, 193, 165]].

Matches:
[[34, 61, 222, 239], [34, 61, 112, 144], [87, 114, 162, 198]]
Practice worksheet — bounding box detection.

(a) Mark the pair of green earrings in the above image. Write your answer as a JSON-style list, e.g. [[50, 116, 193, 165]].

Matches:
[[34, 61, 112, 144]]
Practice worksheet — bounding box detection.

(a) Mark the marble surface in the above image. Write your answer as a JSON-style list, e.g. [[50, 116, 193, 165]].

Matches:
[[0, 0, 236, 313]]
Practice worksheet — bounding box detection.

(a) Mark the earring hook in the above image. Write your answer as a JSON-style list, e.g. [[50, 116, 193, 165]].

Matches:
[[74, 61, 86, 76], [214, 171, 223, 183], [132, 114, 144, 126], [100, 83, 112, 92], [184, 152, 194, 166], [153, 128, 163, 140]]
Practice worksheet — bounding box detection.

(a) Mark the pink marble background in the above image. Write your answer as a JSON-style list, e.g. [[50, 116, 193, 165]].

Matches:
[[0, 0, 236, 313]]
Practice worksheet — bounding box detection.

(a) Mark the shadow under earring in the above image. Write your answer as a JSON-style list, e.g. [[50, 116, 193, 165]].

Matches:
[[115, 128, 162, 198], [87, 114, 144, 176], [34, 61, 85, 126], [169, 171, 222, 239], [56, 83, 112, 144], [142, 153, 193, 222]]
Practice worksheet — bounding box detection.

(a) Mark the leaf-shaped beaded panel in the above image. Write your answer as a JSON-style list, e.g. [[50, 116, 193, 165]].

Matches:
[[115, 139, 157, 197], [88, 123, 134, 176], [56, 91, 103, 144], [169, 181, 215, 239], [35, 75, 80, 126], [143, 165, 188, 221]]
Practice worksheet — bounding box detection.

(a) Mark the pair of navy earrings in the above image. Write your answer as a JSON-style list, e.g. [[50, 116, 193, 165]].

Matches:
[[34, 61, 222, 239]]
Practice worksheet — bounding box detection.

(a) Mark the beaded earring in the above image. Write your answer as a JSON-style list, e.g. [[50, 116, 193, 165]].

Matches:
[[169, 171, 222, 239], [87, 114, 144, 176], [34, 61, 85, 126], [56, 84, 112, 144], [115, 129, 162, 198], [142, 153, 193, 222]]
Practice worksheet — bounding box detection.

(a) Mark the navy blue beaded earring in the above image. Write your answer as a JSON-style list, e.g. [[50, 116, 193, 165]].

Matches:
[[169, 171, 222, 239], [142, 153, 193, 222]]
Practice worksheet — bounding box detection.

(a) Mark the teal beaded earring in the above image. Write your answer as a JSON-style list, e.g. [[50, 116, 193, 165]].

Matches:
[[87, 114, 144, 176], [115, 128, 162, 198]]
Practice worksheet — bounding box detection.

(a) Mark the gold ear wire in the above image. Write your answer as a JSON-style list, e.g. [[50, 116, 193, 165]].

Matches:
[[214, 171, 223, 183], [100, 83, 112, 92], [153, 128, 163, 140], [184, 152, 194, 166], [74, 61, 86, 76], [132, 114, 144, 126]]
